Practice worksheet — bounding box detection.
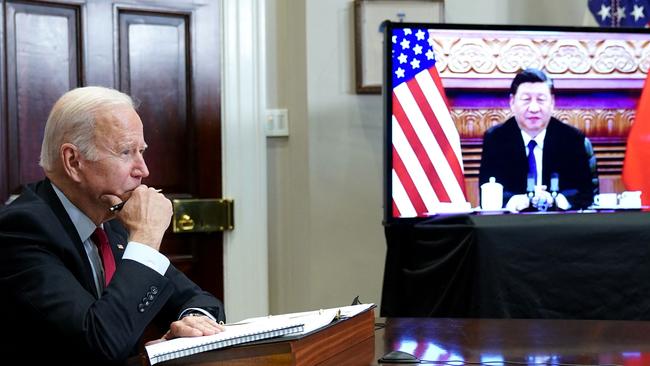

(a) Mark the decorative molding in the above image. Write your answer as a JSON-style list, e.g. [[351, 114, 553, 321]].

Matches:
[[222, 0, 269, 322], [430, 30, 650, 81], [451, 109, 510, 138], [451, 108, 634, 139]]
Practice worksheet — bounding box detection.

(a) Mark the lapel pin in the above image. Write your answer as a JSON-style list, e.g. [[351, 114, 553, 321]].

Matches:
[[117, 244, 125, 250]]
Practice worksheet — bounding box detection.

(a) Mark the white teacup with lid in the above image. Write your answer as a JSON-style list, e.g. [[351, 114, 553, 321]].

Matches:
[[594, 193, 618, 208], [619, 191, 642, 209], [481, 177, 503, 210]]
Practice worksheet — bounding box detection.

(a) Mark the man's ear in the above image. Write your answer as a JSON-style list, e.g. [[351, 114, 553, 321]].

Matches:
[[60, 143, 83, 183]]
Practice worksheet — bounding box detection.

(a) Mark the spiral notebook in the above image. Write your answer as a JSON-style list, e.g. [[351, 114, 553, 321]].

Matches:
[[145, 317, 305, 365]]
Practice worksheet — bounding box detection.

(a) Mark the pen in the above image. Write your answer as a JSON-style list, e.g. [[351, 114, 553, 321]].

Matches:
[[108, 189, 162, 212]]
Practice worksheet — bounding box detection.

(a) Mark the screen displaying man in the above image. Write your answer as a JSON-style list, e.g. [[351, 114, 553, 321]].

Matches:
[[0, 87, 225, 364], [479, 68, 595, 211]]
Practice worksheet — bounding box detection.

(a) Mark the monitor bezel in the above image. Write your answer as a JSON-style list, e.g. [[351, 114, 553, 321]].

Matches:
[[383, 21, 650, 224]]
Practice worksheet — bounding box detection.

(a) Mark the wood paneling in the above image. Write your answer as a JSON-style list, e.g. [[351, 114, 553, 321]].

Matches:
[[452, 108, 635, 139], [119, 11, 190, 192], [115, 3, 223, 300], [5, 1, 80, 194]]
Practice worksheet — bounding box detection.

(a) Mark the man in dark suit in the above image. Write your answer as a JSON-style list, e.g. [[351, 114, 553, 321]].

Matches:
[[479, 68, 594, 211], [0, 87, 225, 365]]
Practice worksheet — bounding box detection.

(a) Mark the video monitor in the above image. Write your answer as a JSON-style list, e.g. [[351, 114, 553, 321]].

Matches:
[[384, 22, 650, 222]]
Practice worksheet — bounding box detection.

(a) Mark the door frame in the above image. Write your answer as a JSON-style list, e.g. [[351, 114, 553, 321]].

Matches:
[[221, 0, 269, 322]]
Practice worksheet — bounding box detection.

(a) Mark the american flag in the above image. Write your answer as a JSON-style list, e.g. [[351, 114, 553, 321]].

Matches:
[[588, 0, 650, 27], [390, 27, 466, 218]]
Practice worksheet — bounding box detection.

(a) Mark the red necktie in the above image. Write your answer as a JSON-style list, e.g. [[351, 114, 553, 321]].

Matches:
[[91, 227, 116, 285]]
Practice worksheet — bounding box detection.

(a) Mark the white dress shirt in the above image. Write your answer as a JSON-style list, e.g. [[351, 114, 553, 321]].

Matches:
[[51, 184, 170, 296]]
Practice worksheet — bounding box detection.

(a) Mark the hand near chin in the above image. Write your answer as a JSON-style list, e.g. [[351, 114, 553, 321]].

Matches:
[[106, 185, 172, 251]]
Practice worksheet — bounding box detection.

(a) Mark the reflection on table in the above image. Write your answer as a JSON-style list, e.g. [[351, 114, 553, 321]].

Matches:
[[373, 317, 650, 365]]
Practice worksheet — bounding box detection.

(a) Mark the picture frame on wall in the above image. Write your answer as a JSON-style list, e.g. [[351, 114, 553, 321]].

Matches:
[[354, 0, 445, 94]]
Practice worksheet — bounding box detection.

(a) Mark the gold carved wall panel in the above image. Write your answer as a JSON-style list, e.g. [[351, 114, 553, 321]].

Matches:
[[429, 30, 650, 82]]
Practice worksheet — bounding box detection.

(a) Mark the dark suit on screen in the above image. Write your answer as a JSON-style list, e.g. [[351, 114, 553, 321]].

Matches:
[[479, 117, 593, 209], [0, 179, 225, 365]]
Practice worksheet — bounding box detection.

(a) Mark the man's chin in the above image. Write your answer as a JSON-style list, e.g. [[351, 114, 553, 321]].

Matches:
[[99, 193, 122, 205], [119, 185, 141, 195], [525, 121, 548, 132]]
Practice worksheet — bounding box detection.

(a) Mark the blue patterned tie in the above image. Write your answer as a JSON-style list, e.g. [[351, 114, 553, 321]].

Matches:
[[527, 140, 537, 185]]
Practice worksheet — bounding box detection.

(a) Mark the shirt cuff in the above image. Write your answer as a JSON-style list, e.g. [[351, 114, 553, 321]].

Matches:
[[122, 241, 170, 276], [179, 308, 217, 321]]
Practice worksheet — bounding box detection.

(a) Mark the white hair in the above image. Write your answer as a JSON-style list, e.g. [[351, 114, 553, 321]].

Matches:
[[39, 86, 134, 172]]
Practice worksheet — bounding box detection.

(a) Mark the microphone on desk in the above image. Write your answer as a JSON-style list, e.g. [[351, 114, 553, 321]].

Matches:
[[525, 173, 541, 212], [550, 173, 559, 198], [526, 173, 535, 199], [520, 173, 537, 212]]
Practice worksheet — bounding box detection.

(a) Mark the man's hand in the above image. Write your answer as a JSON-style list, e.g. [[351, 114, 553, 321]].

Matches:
[[106, 185, 172, 251], [505, 194, 531, 212], [145, 316, 225, 345], [554, 193, 571, 210], [531, 186, 554, 211]]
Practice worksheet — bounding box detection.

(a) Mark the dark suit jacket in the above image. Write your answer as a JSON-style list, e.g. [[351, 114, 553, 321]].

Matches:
[[0, 179, 225, 365], [479, 117, 593, 209]]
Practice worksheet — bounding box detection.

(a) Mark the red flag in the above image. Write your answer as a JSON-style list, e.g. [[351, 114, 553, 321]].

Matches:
[[622, 75, 650, 206], [390, 27, 466, 218], [623, 352, 650, 366]]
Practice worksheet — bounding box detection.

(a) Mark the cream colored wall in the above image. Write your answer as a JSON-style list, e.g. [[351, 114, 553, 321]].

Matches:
[[446, 0, 590, 25], [266, 0, 313, 313], [265, 0, 590, 315]]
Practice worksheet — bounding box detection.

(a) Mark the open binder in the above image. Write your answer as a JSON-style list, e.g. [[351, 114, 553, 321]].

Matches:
[[145, 303, 374, 365], [146, 317, 304, 365]]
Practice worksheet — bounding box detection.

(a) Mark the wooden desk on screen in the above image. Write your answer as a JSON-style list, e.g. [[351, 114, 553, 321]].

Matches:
[[150, 308, 375, 366]]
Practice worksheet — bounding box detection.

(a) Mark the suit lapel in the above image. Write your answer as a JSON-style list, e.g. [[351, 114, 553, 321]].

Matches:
[[542, 118, 560, 184], [33, 179, 99, 297], [506, 118, 529, 180], [103, 221, 127, 266]]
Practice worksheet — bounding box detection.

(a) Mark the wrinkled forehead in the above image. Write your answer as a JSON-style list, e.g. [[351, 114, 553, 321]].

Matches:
[[94, 106, 146, 146]]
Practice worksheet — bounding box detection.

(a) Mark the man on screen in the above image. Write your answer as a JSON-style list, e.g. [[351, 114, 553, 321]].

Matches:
[[479, 68, 595, 211]]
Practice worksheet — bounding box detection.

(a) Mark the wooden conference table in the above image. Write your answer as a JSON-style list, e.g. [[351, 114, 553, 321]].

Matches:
[[372, 317, 650, 365], [145, 312, 650, 365]]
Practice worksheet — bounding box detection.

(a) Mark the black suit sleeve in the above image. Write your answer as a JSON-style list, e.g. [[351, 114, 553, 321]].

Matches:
[[162, 266, 226, 321], [105, 220, 226, 323], [0, 189, 225, 364], [0, 206, 173, 362], [543, 120, 594, 209]]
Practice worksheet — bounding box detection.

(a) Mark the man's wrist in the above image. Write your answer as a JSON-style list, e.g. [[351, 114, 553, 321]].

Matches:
[[179, 308, 216, 321], [123, 242, 170, 275], [128, 232, 163, 250]]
